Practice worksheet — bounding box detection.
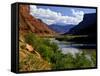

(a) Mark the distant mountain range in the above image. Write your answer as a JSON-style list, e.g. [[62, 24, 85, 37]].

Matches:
[[49, 24, 75, 34]]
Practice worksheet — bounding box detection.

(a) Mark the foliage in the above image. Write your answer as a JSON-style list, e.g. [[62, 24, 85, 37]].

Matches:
[[91, 51, 96, 66], [25, 33, 96, 70], [74, 52, 92, 68]]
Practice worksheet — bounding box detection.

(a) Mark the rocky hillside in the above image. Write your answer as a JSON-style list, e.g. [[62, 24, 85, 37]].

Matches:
[[19, 36, 51, 71], [19, 5, 56, 36], [19, 5, 55, 71]]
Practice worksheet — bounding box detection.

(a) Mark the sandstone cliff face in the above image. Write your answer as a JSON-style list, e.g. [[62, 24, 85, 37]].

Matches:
[[19, 5, 56, 36], [19, 5, 55, 71]]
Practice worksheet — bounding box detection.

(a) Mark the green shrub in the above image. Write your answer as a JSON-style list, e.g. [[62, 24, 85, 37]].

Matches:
[[25, 33, 38, 47], [74, 52, 92, 68], [37, 44, 54, 62], [52, 53, 75, 69], [25, 33, 56, 63], [91, 51, 96, 66]]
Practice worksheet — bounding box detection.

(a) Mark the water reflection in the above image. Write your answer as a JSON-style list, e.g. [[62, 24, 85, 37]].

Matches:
[[49, 38, 96, 55], [61, 48, 79, 55]]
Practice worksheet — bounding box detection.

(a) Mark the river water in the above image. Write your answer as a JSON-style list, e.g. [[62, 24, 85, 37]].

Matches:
[[49, 38, 96, 56]]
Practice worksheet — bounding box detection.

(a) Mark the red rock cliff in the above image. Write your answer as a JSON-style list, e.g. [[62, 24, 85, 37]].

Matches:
[[19, 5, 56, 36]]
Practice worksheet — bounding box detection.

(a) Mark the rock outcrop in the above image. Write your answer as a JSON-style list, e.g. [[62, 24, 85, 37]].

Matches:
[[19, 5, 56, 36]]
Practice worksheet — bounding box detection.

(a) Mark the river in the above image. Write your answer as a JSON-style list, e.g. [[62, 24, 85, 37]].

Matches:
[[49, 38, 96, 56]]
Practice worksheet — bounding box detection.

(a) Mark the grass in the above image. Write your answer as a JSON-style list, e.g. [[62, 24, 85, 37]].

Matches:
[[19, 35, 51, 72]]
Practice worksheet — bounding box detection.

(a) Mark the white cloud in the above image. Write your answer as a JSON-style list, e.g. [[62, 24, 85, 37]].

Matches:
[[30, 5, 84, 25]]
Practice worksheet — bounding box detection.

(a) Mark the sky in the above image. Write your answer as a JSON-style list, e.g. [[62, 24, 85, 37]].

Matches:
[[30, 5, 96, 25]]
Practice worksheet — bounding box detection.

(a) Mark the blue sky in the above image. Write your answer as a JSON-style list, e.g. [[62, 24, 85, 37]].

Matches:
[[37, 5, 96, 16], [30, 5, 96, 25]]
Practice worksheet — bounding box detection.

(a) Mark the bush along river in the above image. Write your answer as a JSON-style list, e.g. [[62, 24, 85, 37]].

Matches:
[[45, 35, 96, 66]]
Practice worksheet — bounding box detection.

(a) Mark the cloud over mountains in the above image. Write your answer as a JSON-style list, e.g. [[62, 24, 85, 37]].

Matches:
[[30, 5, 84, 25]]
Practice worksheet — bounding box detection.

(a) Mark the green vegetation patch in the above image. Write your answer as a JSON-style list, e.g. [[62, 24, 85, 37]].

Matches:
[[25, 33, 96, 70]]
